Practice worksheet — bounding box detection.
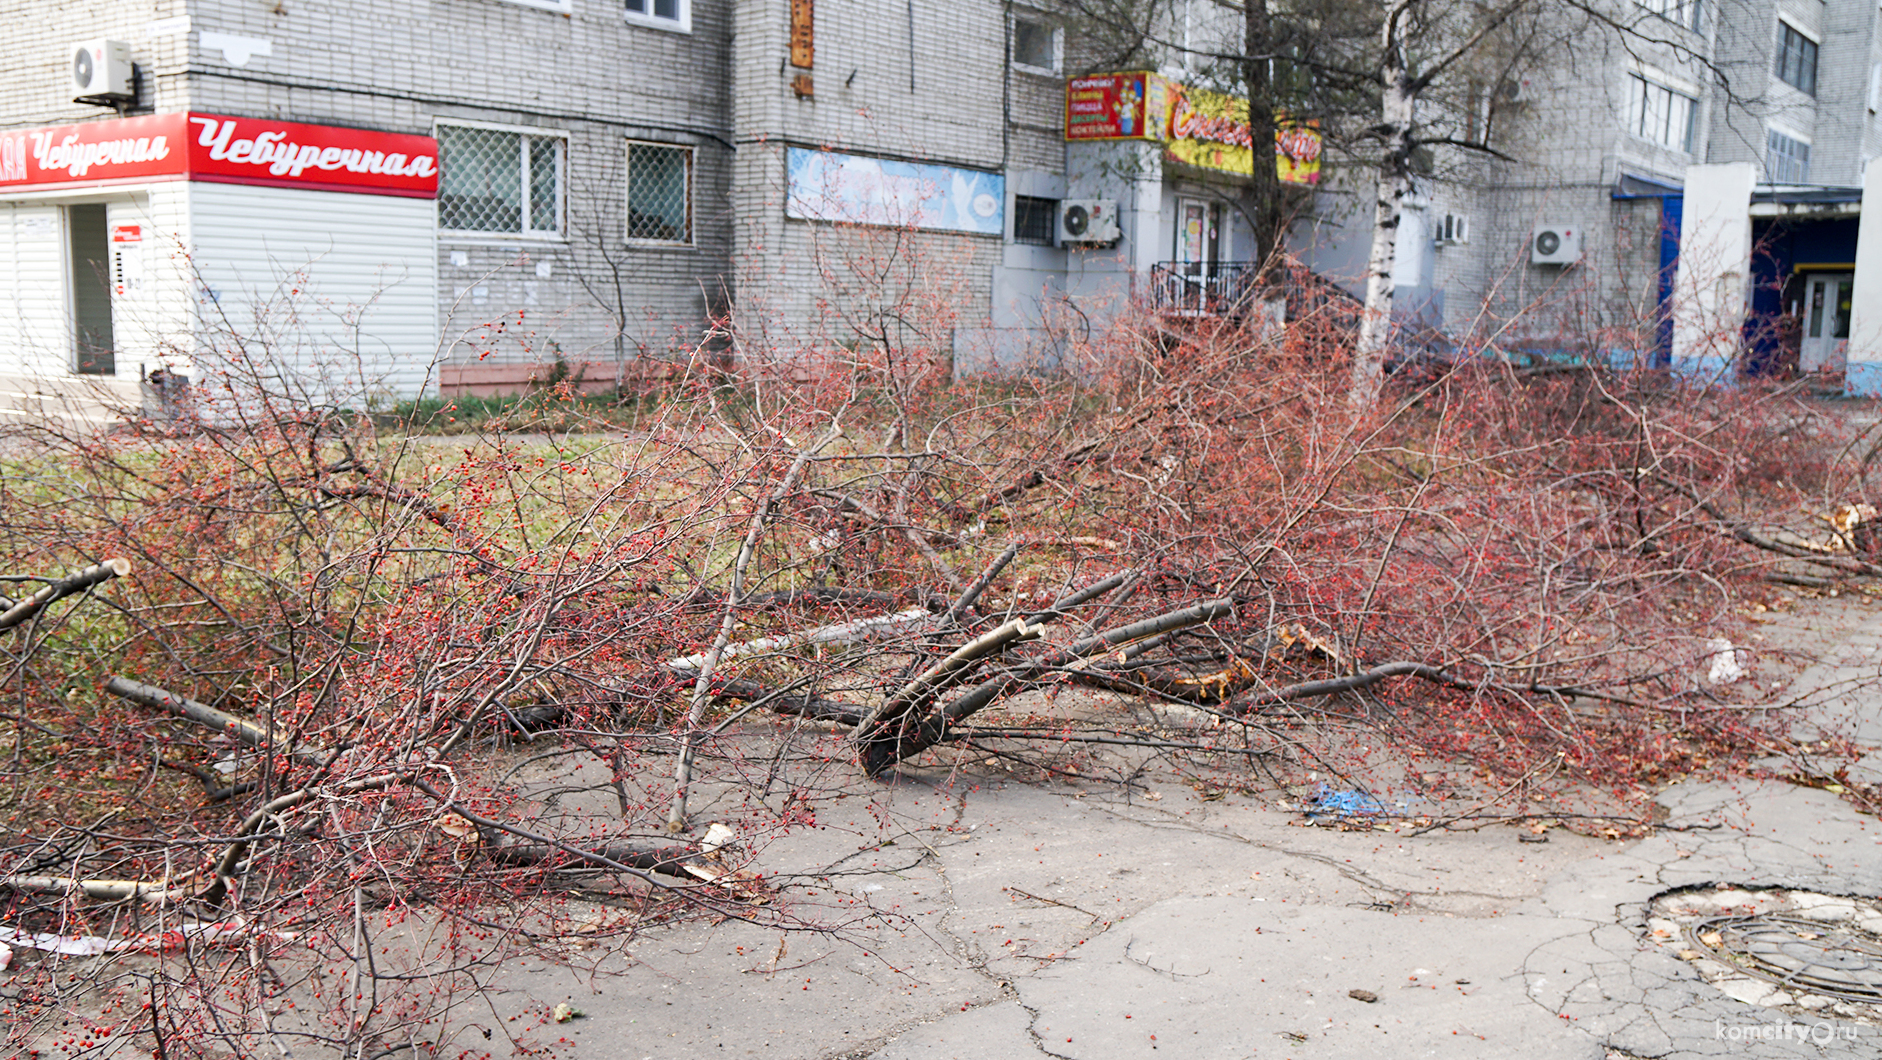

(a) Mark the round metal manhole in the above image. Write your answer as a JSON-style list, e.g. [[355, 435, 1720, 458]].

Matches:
[[1647, 886, 1882, 1022], [1686, 914, 1882, 1003]]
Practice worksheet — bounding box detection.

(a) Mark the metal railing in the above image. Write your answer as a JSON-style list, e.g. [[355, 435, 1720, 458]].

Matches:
[[1148, 261, 1262, 317], [1148, 261, 1364, 325]]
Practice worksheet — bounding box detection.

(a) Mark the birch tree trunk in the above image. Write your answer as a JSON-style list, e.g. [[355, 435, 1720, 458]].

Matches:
[[1349, 68, 1416, 411]]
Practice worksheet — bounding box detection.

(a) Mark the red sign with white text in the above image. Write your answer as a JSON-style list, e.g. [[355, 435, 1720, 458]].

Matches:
[[187, 114, 437, 197], [0, 113, 187, 189], [0, 113, 437, 198]]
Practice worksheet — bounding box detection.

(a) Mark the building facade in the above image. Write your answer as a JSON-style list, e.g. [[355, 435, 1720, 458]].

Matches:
[[1, 0, 731, 406], [7, 0, 1877, 406]]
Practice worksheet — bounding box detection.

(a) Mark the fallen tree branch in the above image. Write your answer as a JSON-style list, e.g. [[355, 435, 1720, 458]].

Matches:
[[671, 423, 844, 833], [0, 558, 130, 630], [662, 608, 932, 672], [861, 597, 1231, 776], [852, 617, 1043, 747], [105, 676, 328, 769]]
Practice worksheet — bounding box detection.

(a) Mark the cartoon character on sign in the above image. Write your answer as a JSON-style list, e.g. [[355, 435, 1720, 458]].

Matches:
[[1116, 79, 1142, 137]]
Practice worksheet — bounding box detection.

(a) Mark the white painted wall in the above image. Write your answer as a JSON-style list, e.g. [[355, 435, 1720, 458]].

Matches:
[[1846, 156, 1882, 394], [186, 182, 440, 407], [0, 201, 65, 377], [1670, 162, 1758, 377]]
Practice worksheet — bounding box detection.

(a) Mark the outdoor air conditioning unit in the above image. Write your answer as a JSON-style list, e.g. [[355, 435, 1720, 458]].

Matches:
[[1531, 223, 1581, 265], [1058, 199, 1120, 245], [1497, 75, 1534, 106], [71, 38, 135, 102], [1438, 212, 1471, 246]]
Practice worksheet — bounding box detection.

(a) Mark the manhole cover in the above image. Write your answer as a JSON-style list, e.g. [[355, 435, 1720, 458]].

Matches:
[[1687, 914, 1882, 1003], [1647, 886, 1882, 1022]]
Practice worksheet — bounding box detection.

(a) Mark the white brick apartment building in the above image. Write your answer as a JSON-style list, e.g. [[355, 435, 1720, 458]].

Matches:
[[0, 0, 1299, 403]]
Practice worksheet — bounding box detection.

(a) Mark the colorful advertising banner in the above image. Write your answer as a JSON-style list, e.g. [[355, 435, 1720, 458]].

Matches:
[[1166, 84, 1321, 185], [0, 113, 439, 198], [785, 147, 1005, 235], [1063, 76, 1322, 185], [1065, 72, 1172, 141]]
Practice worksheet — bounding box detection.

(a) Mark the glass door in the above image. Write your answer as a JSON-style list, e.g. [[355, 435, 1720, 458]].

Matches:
[[1799, 272, 1852, 376]]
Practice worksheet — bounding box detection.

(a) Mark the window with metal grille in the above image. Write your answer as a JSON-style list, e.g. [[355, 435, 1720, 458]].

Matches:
[[1011, 15, 1060, 74], [1628, 75, 1696, 151], [624, 0, 690, 32], [1767, 128, 1811, 183], [437, 124, 563, 237], [1775, 22, 1817, 96], [1013, 195, 1058, 245], [626, 142, 692, 244]]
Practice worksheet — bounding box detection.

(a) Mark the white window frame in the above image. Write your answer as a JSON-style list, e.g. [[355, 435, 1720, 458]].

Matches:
[[624, 0, 691, 34], [1632, 0, 1702, 32], [1766, 125, 1812, 183], [488, 0, 573, 12], [1627, 72, 1698, 153], [1775, 18, 1820, 96], [624, 140, 695, 247], [1010, 10, 1063, 76], [435, 119, 568, 242]]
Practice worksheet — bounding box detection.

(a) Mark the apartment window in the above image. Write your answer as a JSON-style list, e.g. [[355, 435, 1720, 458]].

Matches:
[[624, 0, 690, 32], [1011, 14, 1062, 75], [1632, 0, 1701, 32], [1013, 195, 1058, 245], [1775, 22, 1818, 96], [1767, 128, 1812, 183], [626, 142, 693, 244], [1628, 75, 1697, 152], [437, 124, 564, 237]]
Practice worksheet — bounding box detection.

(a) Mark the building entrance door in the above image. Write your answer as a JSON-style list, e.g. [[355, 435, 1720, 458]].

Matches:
[[1173, 198, 1218, 276], [66, 203, 114, 375], [1799, 272, 1852, 377]]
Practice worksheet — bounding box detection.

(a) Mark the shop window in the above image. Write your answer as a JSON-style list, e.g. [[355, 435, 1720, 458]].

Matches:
[[625, 0, 690, 33], [438, 123, 564, 237], [1775, 21, 1817, 96], [1012, 195, 1058, 246], [1628, 75, 1696, 152], [1011, 14, 1061, 75], [1766, 128, 1811, 183], [627, 142, 693, 244]]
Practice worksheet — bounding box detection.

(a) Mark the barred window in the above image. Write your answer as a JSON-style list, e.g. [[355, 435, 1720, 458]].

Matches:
[[626, 141, 692, 244], [1767, 128, 1811, 183], [1775, 22, 1818, 96], [437, 124, 564, 237], [1013, 195, 1058, 245], [624, 0, 690, 32], [1629, 75, 1696, 152]]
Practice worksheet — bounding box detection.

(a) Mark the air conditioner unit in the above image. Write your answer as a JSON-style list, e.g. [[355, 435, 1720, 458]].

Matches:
[[71, 38, 135, 102], [1531, 223, 1581, 265], [1438, 212, 1471, 246], [1497, 75, 1534, 106], [1058, 199, 1120, 245]]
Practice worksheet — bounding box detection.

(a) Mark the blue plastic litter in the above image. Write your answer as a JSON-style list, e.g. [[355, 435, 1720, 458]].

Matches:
[[1303, 785, 1385, 819]]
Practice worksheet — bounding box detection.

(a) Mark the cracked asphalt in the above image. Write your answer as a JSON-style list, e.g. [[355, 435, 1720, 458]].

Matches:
[[523, 605, 1882, 1060]]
